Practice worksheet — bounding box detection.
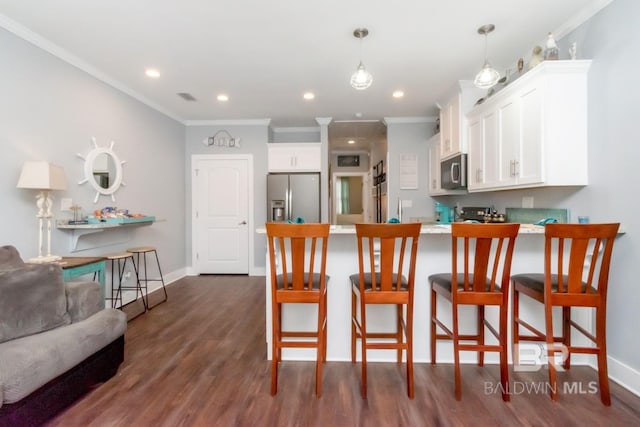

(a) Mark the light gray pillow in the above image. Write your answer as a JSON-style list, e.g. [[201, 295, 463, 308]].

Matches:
[[0, 263, 70, 343]]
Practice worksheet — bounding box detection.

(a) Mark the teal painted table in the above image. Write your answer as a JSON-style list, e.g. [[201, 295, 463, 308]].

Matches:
[[60, 256, 107, 306]]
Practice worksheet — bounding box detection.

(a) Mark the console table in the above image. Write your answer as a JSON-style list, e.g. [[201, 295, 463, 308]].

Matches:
[[56, 217, 155, 252], [59, 256, 107, 306]]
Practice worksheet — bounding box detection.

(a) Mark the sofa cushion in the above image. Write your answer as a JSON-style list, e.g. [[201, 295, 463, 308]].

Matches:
[[0, 308, 127, 404], [65, 281, 104, 323], [0, 263, 70, 344]]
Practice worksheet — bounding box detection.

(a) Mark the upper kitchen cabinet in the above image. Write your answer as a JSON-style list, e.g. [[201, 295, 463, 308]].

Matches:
[[466, 60, 590, 192], [428, 134, 443, 195], [438, 81, 485, 160], [267, 142, 321, 172]]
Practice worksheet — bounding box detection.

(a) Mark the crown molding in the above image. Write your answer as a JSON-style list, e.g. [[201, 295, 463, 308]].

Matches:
[[553, 0, 613, 39], [271, 126, 320, 133], [185, 119, 272, 127], [383, 116, 437, 124]]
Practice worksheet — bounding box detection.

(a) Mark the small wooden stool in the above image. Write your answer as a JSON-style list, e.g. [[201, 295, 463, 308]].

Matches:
[[103, 252, 147, 317], [126, 246, 167, 309]]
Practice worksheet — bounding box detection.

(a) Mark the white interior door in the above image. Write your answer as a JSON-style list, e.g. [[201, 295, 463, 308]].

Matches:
[[193, 156, 251, 274]]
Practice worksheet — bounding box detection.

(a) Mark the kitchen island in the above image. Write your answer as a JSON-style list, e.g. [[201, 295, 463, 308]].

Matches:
[[259, 224, 594, 365]]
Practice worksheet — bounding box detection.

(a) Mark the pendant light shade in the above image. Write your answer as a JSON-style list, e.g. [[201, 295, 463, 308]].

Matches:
[[474, 24, 500, 89], [351, 28, 372, 90], [351, 61, 373, 90]]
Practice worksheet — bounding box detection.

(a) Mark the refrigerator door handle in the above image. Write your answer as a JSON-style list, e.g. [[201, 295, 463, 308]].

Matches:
[[287, 188, 293, 220]]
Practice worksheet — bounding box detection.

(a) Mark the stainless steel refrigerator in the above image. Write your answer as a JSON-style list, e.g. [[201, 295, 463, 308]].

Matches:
[[267, 173, 320, 223]]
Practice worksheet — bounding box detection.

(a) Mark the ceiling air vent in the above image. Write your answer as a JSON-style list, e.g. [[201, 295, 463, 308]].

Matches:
[[177, 92, 197, 101]]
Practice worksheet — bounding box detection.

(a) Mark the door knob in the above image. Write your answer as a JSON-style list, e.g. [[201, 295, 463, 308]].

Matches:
[[238, 220, 247, 225]]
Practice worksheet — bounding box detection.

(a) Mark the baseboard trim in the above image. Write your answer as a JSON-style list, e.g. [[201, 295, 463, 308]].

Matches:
[[607, 355, 640, 398]]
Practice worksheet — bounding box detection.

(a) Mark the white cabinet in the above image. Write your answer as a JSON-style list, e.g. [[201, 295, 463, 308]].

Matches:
[[438, 82, 485, 160], [466, 60, 590, 192], [467, 110, 500, 190], [439, 94, 460, 159], [428, 134, 442, 195], [267, 143, 321, 172]]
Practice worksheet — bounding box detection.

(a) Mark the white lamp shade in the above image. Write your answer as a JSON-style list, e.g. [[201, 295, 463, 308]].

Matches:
[[17, 161, 67, 190], [474, 62, 500, 89]]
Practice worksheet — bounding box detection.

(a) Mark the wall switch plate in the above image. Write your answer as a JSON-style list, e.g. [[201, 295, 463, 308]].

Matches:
[[60, 198, 73, 211], [522, 197, 534, 209]]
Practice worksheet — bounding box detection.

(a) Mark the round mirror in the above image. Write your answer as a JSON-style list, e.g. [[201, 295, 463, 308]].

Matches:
[[78, 139, 125, 203], [92, 153, 112, 189]]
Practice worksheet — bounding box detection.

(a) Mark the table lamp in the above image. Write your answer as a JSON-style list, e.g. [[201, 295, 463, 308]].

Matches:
[[17, 161, 67, 263]]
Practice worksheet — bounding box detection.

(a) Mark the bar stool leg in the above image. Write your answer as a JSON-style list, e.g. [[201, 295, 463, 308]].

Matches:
[[152, 249, 168, 304], [127, 247, 167, 310], [132, 252, 149, 311]]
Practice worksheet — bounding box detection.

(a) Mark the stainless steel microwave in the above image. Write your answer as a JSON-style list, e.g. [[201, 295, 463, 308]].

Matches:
[[441, 153, 467, 190]]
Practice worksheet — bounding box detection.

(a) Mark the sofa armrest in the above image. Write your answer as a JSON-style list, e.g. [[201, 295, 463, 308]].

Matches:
[[65, 281, 103, 323]]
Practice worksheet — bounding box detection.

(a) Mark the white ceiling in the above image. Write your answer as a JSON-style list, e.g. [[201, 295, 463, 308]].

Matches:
[[0, 0, 610, 130]]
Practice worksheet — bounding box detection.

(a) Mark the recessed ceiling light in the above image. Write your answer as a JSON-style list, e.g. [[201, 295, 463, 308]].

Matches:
[[145, 68, 160, 78], [303, 92, 315, 100], [393, 90, 404, 98], [217, 94, 229, 102], [348, 139, 356, 144]]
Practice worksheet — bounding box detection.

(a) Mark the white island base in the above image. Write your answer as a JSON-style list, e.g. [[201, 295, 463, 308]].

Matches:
[[262, 224, 594, 366]]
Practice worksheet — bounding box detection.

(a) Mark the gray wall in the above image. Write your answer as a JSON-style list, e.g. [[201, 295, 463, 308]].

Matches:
[[386, 119, 434, 222], [0, 27, 186, 277]]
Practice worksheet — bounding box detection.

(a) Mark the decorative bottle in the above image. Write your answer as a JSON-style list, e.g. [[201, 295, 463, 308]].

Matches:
[[544, 32, 559, 60]]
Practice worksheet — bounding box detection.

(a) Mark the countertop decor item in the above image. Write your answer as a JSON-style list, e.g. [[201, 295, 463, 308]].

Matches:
[[17, 161, 67, 263]]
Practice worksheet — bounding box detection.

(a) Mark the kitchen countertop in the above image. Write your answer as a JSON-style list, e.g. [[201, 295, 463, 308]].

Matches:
[[256, 223, 547, 235]]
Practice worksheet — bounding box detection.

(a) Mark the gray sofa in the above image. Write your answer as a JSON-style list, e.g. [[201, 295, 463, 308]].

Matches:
[[0, 245, 127, 426]]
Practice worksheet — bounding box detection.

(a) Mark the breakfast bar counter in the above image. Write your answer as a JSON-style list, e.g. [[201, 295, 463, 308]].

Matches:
[[260, 224, 594, 365]]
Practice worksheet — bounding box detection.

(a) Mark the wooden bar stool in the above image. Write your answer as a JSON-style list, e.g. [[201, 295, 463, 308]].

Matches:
[[266, 222, 330, 397], [429, 223, 520, 401], [350, 223, 421, 399], [511, 223, 620, 405], [126, 246, 168, 310], [103, 252, 147, 317]]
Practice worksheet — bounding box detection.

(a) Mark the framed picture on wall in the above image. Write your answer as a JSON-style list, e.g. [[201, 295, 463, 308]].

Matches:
[[337, 155, 360, 167]]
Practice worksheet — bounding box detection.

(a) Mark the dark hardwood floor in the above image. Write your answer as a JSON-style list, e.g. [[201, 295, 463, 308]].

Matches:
[[48, 275, 640, 426]]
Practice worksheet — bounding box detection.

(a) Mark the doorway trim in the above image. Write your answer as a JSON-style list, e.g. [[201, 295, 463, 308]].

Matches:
[[331, 171, 369, 224], [191, 154, 255, 275]]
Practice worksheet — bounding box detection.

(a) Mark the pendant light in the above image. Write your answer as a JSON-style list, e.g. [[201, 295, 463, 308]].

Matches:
[[350, 28, 373, 90], [474, 24, 500, 89]]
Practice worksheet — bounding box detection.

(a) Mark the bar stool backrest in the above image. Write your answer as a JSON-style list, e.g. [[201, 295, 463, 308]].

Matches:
[[266, 223, 330, 292], [354, 223, 421, 293], [543, 223, 620, 300], [450, 223, 520, 301]]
